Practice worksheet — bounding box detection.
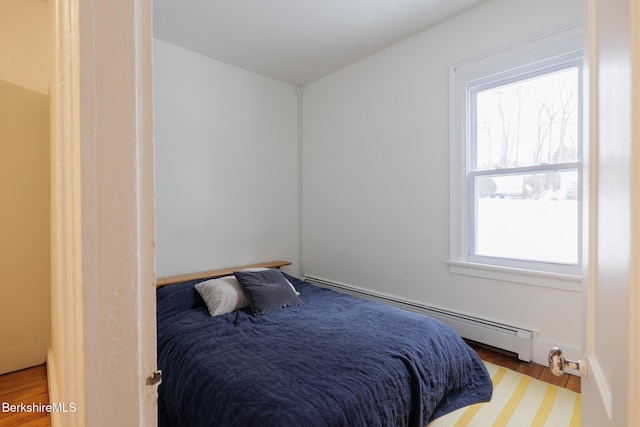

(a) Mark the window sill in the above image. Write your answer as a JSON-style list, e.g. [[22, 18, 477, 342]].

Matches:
[[446, 260, 583, 292]]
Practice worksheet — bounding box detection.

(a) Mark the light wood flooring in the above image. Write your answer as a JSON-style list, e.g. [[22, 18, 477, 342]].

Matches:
[[0, 365, 50, 426], [0, 344, 579, 426]]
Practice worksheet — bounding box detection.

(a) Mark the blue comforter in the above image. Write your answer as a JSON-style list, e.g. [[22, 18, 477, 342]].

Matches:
[[157, 275, 492, 427]]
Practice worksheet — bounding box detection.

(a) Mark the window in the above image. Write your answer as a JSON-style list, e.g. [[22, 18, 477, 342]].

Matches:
[[449, 26, 584, 289]]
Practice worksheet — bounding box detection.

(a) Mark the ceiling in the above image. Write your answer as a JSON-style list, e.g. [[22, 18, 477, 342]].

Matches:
[[153, 0, 491, 85]]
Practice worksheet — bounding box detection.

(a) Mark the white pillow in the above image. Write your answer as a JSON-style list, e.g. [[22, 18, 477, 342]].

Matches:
[[195, 276, 248, 316], [239, 267, 300, 295]]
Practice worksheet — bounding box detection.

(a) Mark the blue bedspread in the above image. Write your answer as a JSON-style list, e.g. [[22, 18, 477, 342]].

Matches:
[[157, 275, 492, 427]]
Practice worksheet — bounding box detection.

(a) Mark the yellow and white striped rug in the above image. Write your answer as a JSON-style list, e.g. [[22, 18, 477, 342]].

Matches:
[[429, 362, 581, 427]]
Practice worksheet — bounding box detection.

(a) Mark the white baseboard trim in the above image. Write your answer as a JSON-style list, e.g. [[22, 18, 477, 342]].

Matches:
[[304, 274, 538, 362]]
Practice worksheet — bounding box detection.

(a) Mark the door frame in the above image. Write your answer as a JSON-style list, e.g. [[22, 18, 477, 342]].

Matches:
[[583, 0, 640, 425], [627, 0, 640, 423], [48, 0, 156, 425]]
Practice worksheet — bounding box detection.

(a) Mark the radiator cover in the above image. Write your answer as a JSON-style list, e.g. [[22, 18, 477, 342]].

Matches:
[[304, 275, 534, 361]]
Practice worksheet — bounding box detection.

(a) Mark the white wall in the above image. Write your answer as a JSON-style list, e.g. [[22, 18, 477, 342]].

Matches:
[[0, 0, 50, 375], [301, 0, 584, 364], [0, 80, 49, 375], [154, 39, 300, 277], [0, 0, 49, 94]]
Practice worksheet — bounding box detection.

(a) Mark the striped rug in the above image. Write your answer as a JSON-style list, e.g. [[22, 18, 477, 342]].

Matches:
[[429, 362, 581, 427]]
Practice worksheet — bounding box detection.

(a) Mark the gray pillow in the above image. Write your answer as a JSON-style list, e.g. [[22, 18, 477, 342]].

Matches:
[[238, 267, 300, 295], [234, 269, 303, 315]]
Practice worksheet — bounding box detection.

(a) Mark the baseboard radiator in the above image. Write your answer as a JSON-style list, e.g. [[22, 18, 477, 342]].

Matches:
[[304, 275, 534, 362]]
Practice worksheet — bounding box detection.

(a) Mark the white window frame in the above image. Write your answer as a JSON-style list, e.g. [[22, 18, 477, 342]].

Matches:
[[448, 24, 584, 291]]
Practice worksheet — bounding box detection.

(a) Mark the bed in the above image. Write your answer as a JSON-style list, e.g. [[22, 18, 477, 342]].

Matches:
[[156, 261, 492, 427]]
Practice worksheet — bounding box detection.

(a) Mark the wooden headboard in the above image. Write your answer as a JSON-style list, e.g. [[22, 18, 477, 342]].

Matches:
[[155, 260, 292, 287]]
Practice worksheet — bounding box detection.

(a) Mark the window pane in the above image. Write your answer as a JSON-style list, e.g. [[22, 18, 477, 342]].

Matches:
[[475, 67, 579, 170], [474, 170, 578, 264]]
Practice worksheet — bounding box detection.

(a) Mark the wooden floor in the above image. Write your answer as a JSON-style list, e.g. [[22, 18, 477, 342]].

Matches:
[[0, 344, 579, 426], [0, 365, 51, 426], [466, 340, 581, 393]]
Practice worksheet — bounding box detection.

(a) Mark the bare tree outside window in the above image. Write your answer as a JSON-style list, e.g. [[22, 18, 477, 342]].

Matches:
[[472, 67, 580, 264], [476, 68, 578, 170]]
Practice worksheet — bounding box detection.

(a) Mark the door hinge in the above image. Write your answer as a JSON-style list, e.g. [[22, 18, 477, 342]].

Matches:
[[147, 370, 162, 386]]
